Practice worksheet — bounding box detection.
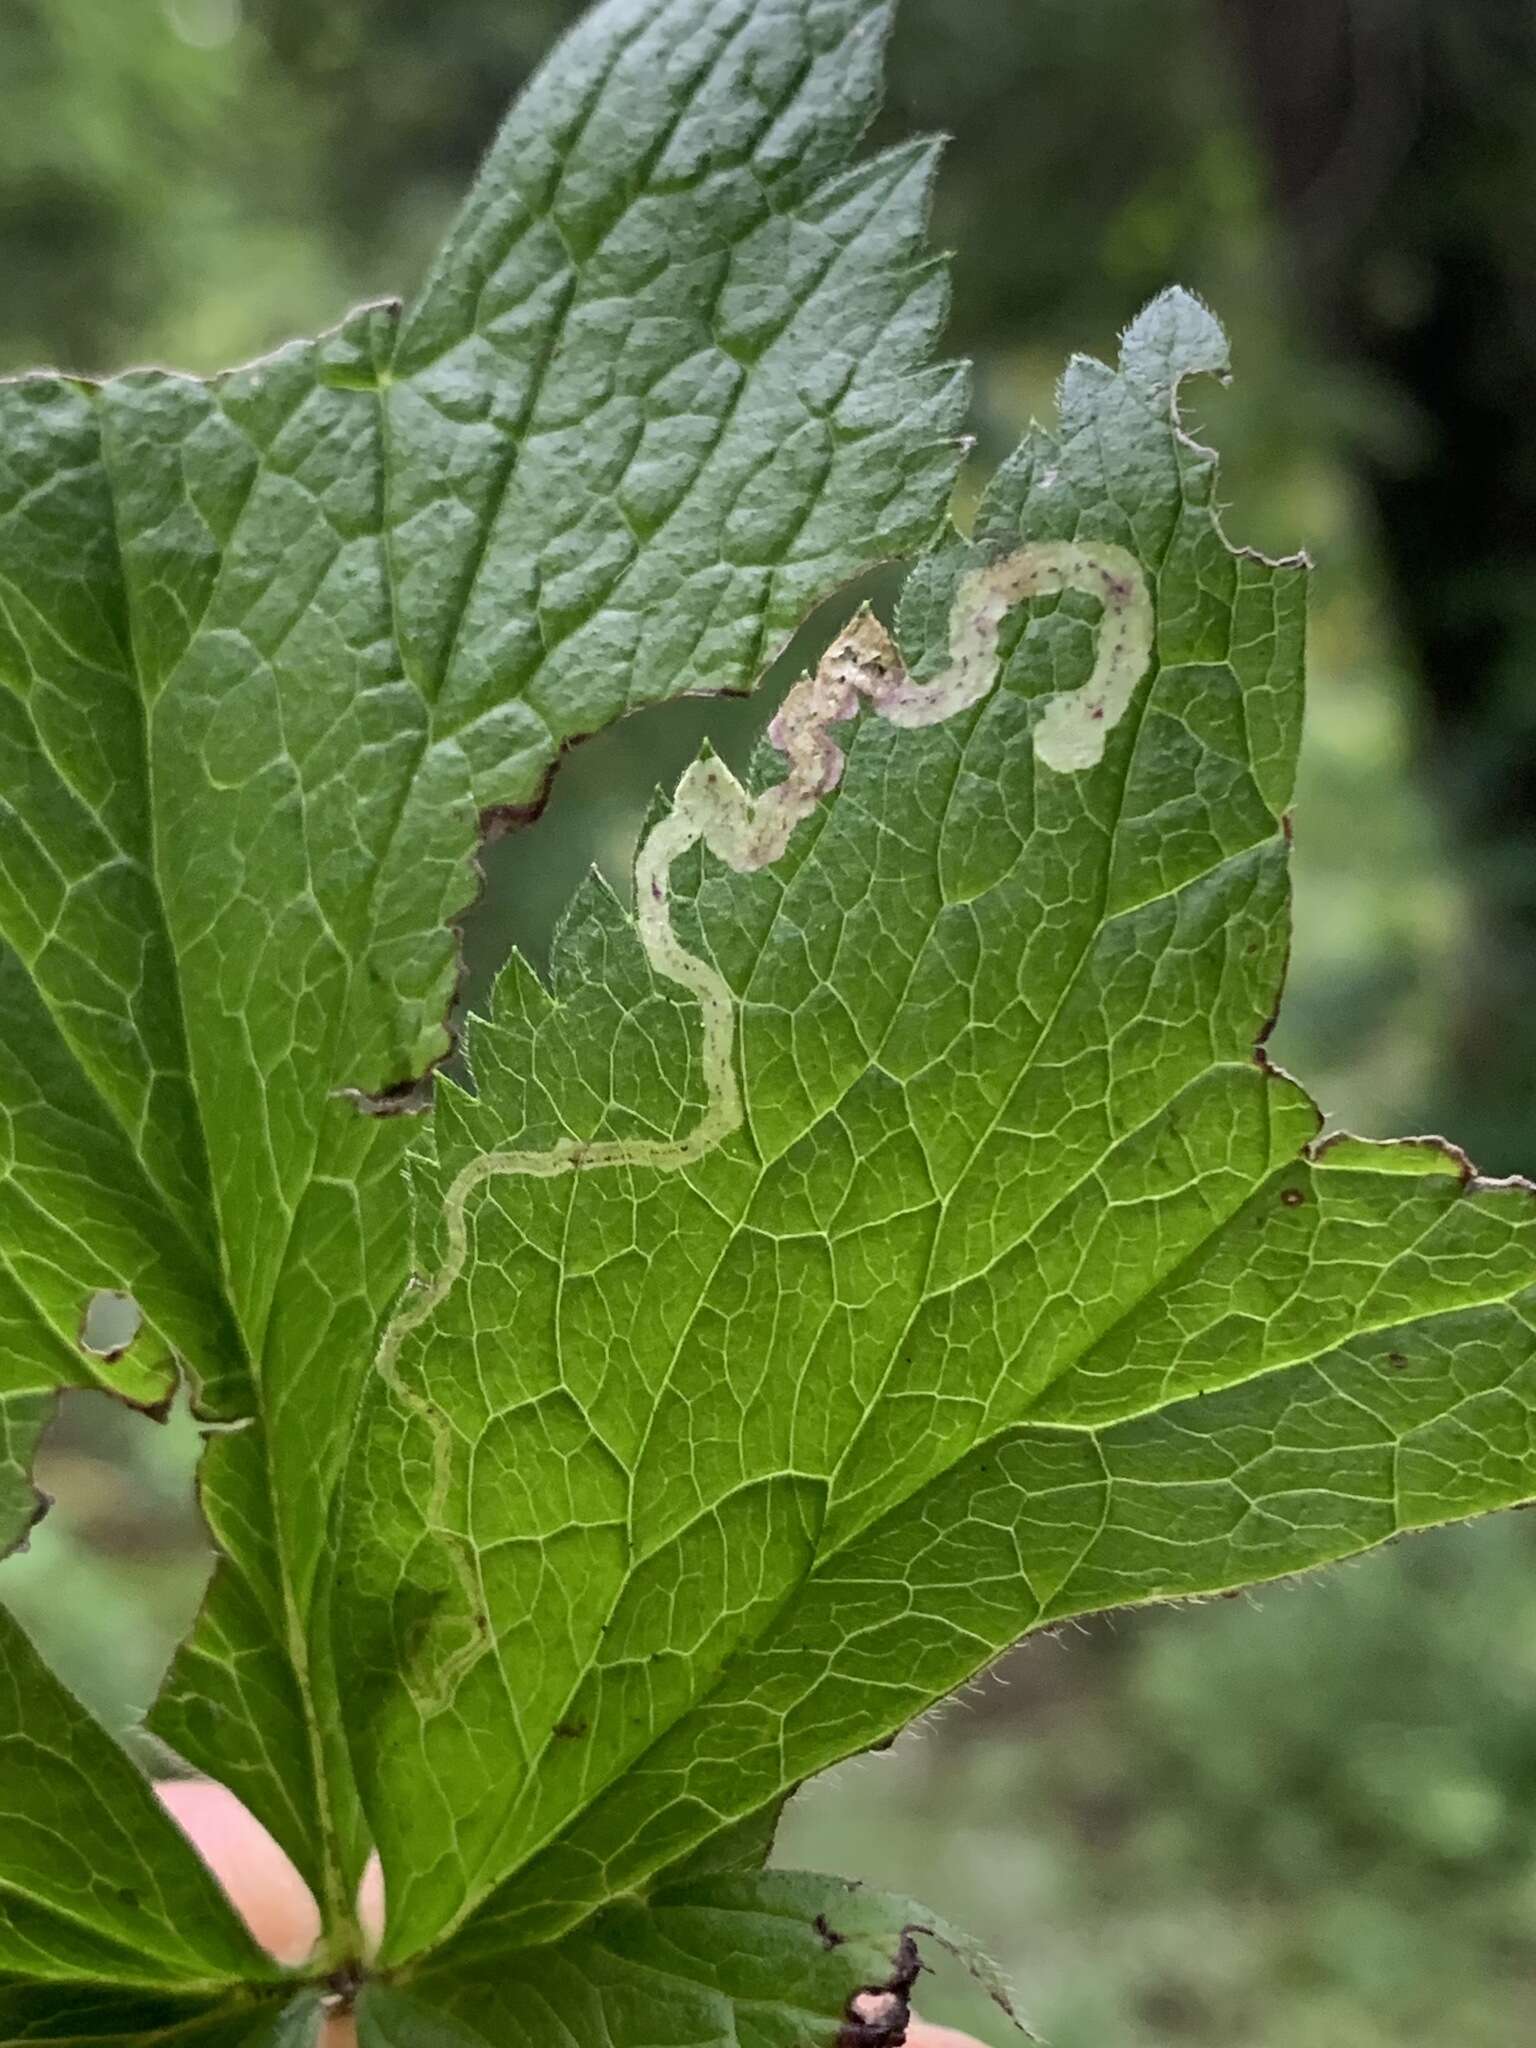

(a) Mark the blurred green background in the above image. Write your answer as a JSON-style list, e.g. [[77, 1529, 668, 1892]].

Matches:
[[5, 2, 1536, 2042]]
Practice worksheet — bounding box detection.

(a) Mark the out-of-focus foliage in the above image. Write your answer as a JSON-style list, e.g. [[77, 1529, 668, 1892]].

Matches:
[[784, 1511, 1536, 2048], [2, 4, 1532, 2045], [1220, 1, 1536, 1174]]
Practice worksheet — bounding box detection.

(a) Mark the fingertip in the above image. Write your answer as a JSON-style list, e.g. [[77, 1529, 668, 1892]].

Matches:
[[154, 1778, 322, 1968]]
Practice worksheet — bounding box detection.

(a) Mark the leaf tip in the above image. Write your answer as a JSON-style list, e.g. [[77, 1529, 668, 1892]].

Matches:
[[1118, 285, 1231, 398]]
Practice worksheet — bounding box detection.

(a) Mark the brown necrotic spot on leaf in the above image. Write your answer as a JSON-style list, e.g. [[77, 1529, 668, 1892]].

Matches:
[[838, 1930, 922, 2048]]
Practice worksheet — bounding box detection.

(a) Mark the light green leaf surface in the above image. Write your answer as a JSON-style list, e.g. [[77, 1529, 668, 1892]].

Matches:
[[0, 0, 960, 1936], [359, 1873, 948, 2048], [336, 292, 1536, 1974], [0, 1607, 273, 1992]]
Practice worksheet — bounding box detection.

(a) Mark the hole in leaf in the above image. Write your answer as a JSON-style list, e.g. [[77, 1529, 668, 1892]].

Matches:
[[0, 1387, 210, 1739], [464, 685, 771, 1005], [79, 1289, 143, 1362], [460, 575, 904, 1019]]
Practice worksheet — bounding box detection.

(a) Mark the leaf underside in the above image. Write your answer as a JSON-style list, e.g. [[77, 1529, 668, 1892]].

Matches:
[[337, 289, 1536, 1997], [0, 1605, 273, 1996], [0, 0, 964, 1972], [0, 1990, 320, 2048], [3, 0, 1536, 2041]]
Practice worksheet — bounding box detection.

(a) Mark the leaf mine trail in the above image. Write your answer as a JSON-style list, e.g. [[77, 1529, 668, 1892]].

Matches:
[[372, 540, 1153, 1681]]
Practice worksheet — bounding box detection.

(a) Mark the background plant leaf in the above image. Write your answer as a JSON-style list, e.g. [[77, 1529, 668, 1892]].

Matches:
[[335, 291, 1536, 1976]]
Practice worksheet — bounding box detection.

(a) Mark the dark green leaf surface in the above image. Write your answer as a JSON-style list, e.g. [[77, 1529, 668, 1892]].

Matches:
[[336, 293, 1536, 1972], [0, 1608, 273, 1992], [359, 1873, 941, 2048], [0, 1990, 321, 2048], [0, 0, 961, 1932]]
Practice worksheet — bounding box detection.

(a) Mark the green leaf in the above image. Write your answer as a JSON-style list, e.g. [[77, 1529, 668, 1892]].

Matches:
[[0, 1607, 273, 1992], [0, 0, 960, 1936], [356, 1873, 957, 2048], [0, 1393, 50, 1551], [0, 1989, 323, 2048], [9, 0, 1536, 2026], [334, 289, 1536, 1972]]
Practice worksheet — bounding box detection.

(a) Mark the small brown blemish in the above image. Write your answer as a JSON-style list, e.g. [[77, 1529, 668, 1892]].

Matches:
[[1387, 1351, 1408, 1369], [346, 1074, 434, 1117], [553, 1715, 590, 1740], [1280, 1187, 1306, 1208], [326, 1961, 363, 2012]]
